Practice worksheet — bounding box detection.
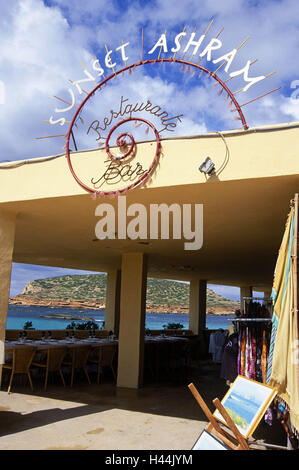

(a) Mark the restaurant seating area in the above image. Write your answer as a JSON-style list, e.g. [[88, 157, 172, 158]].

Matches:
[[5, 329, 110, 341], [3, 329, 200, 393], [3, 346, 36, 393], [88, 344, 117, 385], [32, 346, 68, 391]]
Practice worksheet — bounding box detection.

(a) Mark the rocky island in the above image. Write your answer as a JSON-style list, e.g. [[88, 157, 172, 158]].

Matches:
[[9, 274, 240, 315]]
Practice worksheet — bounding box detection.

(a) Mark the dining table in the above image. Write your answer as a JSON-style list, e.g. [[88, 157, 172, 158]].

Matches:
[[4, 334, 191, 381], [5, 334, 188, 351], [4, 337, 119, 362]]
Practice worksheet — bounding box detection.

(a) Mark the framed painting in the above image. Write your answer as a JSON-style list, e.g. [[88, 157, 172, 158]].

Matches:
[[192, 430, 229, 450], [213, 375, 277, 439]]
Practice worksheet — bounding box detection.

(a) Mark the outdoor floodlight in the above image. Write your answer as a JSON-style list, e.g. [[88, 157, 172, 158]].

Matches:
[[199, 157, 215, 176]]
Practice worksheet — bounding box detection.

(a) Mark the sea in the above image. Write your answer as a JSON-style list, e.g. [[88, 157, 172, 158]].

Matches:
[[224, 392, 260, 427], [6, 305, 232, 331]]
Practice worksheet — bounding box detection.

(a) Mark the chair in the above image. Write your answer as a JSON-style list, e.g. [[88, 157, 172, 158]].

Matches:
[[89, 345, 117, 384], [5, 330, 20, 341], [164, 330, 175, 336], [25, 330, 42, 340], [150, 330, 163, 336], [63, 345, 92, 387], [95, 330, 108, 339], [169, 340, 191, 372], [51, 330, 68, 340], [168, 340, 182, 371], [3, 346, 36, 393], [144, 342, 154, 378], [32, 347, 68, 390], [154, 341, 171, 380], [74, 330, 89, 339]]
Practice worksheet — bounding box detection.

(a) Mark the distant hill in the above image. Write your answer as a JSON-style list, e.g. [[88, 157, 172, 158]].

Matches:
[[10, 274, 240, 315]]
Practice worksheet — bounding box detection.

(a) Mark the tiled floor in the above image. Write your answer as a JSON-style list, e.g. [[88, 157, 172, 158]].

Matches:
[[0, 361, 288, 450]]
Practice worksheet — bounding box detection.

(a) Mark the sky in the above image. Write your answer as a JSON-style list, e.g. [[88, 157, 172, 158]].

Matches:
[[1, 0, 298, 300]]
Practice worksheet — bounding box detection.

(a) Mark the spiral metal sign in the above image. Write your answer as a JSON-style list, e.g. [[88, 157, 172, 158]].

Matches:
[[40, 24, 279, 197]]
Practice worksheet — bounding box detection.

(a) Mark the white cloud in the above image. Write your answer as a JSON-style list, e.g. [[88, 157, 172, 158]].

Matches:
[[10, 262, 99, 296], [280, 97, 299, 121], [1, 0, 298, 162], [0, 0, 98, 160]]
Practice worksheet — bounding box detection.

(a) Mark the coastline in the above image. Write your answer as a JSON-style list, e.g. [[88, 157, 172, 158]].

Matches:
[[9, 295, 236, 316]]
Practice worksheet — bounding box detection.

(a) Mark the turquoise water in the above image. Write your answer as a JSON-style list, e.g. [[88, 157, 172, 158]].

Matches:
[[224, 392, 260, 426], [6, 305, 231, 330]]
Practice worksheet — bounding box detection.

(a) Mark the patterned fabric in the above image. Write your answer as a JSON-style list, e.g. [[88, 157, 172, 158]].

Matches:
[[255, 339, 262, 382], [261, 329, 268, 383], [267, 199, 299, 435], [220, 333, 239, 383], [237, 330, 242, 375], [267, 209, 294, 381], [245, 327, 250, 378], [240, 331, 246, 376], [249, 330, 256, 380], [237, 326, 268, 382]]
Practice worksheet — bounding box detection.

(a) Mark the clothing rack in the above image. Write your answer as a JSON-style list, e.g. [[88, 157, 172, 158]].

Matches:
[[227, 296, 273, 328], [221, 297, 273, 385], [227, 318, 272, 322], [243, 296, 273, 319]]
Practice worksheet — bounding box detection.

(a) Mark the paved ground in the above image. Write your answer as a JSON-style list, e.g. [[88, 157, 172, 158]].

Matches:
[[0, 361, 287, 450]]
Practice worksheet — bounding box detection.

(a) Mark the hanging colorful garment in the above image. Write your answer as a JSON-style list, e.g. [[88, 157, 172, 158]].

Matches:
[[240, 328, 246, 376], [249, 328, 256, 380], [267, 198, 299, 437], [261, 329, 267, 383], [255, 334, 263, 382], [245, 327, 251, 378], [264, 406, 273, 426], [237, 329, 242, 375]]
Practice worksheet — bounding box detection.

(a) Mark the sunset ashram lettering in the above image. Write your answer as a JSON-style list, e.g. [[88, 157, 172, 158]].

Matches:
[[48, 28, 268, 127], [148, 31, 266, 91]]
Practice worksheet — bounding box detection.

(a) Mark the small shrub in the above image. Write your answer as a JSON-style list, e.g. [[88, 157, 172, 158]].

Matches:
[[162, 322, 184, 330], [65, 321, 99, 330]]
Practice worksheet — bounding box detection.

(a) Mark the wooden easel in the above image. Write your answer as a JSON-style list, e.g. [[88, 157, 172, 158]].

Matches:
[[188, 382, 250, 450]]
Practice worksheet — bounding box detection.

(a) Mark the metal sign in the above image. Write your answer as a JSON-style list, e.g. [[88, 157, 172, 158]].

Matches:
[[39, 22, 280, 196]]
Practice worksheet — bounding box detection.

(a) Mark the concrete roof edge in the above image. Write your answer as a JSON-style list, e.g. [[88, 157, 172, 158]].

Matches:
[[1, 121, 299, 169]]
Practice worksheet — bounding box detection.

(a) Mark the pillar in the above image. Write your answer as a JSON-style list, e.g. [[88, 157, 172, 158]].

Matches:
[[240, 286, 253, 313], [105, 269, 121, 336], [189, 280, 207, 335], [117, 253, 147, 389], [0, 212, 16, 387]]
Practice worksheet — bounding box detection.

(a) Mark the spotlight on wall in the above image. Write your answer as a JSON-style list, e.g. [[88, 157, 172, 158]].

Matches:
[[198, 157, 215, 176]]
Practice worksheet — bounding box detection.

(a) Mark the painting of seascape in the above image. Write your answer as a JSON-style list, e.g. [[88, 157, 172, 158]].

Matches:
[[214, 375, 277, 438]]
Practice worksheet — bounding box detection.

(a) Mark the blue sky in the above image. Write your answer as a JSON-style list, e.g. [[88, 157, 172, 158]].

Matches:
[[1, 0, 298, 300], [10, 262, 243, 301]]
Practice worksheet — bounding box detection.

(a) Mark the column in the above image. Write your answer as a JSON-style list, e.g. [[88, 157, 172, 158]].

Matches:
[[240, 286, 253, 313], [189, 280, 207, 335], [117, 252, 147, 389], [105, 269, 121, 336], [0, 212, 16, 387]]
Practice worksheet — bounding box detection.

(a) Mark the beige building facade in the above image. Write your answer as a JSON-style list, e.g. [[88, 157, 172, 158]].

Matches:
[[0, 122, 298, 388]]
